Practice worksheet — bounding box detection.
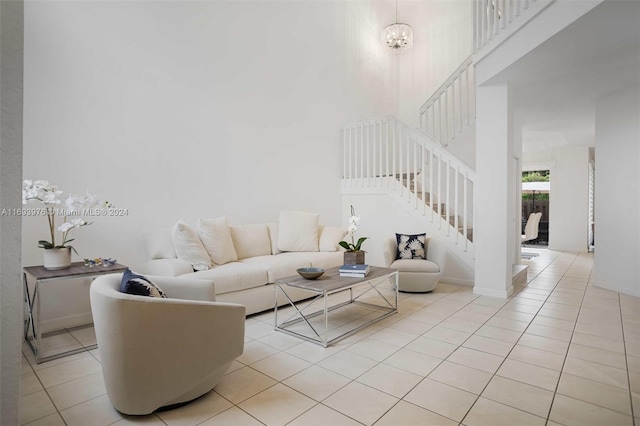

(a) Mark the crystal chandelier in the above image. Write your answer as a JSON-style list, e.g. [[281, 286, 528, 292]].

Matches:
[[382, 1, 413, 51]]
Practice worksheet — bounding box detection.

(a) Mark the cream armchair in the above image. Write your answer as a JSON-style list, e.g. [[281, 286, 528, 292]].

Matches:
[[90, 274, 245, 415], [383, 237, 446, 292]]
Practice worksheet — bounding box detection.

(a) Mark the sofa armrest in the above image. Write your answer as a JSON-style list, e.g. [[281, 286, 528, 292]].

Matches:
[[426, 238, 447, 273], [138, 259, 193, 277]]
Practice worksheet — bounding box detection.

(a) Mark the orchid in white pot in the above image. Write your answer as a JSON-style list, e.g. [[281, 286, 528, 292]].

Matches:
[[22, 179, 111, 269]]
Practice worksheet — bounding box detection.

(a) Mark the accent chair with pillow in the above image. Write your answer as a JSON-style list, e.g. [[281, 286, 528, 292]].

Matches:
[[383, 234, 447, 292], [90, 273, 245, 415]]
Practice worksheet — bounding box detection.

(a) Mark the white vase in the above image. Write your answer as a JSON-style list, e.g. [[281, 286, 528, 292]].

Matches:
[[43, 247, 72, 270]]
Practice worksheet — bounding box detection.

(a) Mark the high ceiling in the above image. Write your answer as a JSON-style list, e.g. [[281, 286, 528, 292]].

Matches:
[[497, 0, 640, 152]]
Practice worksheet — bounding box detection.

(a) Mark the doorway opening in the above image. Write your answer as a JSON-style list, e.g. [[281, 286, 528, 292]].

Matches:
[[522, 170, 549, 247]]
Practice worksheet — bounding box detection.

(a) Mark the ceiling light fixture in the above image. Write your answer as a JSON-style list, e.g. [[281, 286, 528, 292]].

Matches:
[[382, 0, 413, 51]]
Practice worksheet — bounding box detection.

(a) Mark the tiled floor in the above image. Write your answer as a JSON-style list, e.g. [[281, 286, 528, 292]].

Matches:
[[20, 251, 640, 425]]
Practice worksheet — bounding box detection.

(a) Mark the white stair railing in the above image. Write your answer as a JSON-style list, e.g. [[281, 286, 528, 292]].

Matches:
[[342, 116, 475, 251], [473, 0, 555, 54], [418, 56, 475, 148]]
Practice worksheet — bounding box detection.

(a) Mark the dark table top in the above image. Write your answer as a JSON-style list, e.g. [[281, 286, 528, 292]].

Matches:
[[23, 262, 127, 281]]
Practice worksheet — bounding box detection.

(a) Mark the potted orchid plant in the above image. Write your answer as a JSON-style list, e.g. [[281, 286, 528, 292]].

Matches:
[[22, 179, 111, 270], [339, 205, 368, 264]]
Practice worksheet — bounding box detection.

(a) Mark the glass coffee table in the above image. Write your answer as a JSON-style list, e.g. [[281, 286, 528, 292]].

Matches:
[[274, 266, 398, 347]]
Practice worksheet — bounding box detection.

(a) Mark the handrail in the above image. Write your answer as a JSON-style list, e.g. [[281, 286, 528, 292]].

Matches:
[[418, 57, 475, 147], [342, 116, 475, 249]]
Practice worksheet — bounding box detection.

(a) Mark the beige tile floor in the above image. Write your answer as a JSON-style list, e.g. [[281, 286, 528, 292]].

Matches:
[[20, 251, 640, 425]]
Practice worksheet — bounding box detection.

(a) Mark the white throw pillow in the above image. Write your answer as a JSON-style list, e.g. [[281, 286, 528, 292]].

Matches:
[[171, 220, 211, 271], [198, 217, 238, 265], [229, 224, 272, 259], [144, 228, 177, 259], [318, 225, 348, 252], [277, 210, 320, 252], [266, 222, 281, 255]]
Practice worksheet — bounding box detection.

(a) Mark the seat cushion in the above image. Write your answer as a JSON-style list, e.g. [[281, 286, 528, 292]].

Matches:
[[181, 262, 268, 295], [390, 259, 440, 273]]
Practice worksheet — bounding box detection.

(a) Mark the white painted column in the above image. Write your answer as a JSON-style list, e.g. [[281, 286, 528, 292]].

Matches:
[[474, 82, 515, 298], [0, 0, 24, 424]]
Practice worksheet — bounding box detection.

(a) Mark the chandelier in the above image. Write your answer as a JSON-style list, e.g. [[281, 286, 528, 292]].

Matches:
[[382, 1, 413, 51]]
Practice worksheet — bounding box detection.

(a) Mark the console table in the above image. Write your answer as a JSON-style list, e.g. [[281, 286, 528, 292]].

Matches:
[[23, 262, 127, 363]]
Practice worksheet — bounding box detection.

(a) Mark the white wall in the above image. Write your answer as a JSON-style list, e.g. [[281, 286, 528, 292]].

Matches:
[[523, 146, 590, 252], [397, 0, 472, 129], [0, 0, 24, 422], [593, 86, 640, 297], [23, 1, 398, 327]]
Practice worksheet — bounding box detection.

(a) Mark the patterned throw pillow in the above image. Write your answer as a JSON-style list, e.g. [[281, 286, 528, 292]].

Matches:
[[396, 233, 426, 260], [120, 268, 167, 298]]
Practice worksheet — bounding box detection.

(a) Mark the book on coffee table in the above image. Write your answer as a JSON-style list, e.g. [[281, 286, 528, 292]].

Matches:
[[339, 264, 370, 277]]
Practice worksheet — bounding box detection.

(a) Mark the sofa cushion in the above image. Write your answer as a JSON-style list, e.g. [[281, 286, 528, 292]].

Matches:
[[396, 233, 426, 260], [180, 262, 269, 295], [318, 225, 348, 252], [172, 220, 211, 271], [198, 217, 238, 265], [120, 269, 167, 298], [278, 210, 320, 252], [307, 252, 345, 270], [240, 254, 312, 283], [144, 228, 176, 259], [229, 224, 272, 259]]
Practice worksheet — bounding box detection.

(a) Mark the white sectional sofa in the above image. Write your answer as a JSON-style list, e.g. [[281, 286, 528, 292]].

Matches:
[[139, 211, 346, 315]]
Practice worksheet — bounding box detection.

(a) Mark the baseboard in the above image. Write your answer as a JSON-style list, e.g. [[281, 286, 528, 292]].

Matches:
[[472, 285, 514, 299], [441, 277, 474, 287], [41, 312, 93, 334]]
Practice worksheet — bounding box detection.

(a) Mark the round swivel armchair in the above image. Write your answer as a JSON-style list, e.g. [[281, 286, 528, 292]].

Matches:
[[383, 236, 446, 293]]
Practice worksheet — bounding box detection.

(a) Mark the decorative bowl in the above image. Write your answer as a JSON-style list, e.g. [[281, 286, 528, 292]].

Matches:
[[297, 267, 325, 280]]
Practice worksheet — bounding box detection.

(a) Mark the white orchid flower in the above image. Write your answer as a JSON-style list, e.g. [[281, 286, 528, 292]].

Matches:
[[42, 192, 61, 205], [58, 222, 74, 232], [70, 218, 88, 228]]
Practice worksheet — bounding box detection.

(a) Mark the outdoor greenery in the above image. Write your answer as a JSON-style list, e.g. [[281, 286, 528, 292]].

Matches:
[[522, 171, 550, 200]]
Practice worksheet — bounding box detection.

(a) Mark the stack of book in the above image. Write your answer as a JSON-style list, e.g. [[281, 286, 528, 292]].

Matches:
[[339, 264, 370, 278]]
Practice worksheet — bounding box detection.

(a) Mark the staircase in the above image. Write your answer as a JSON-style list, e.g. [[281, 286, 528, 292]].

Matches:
[[341, 116, 475, 268], [341, 0, 557, 271]]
